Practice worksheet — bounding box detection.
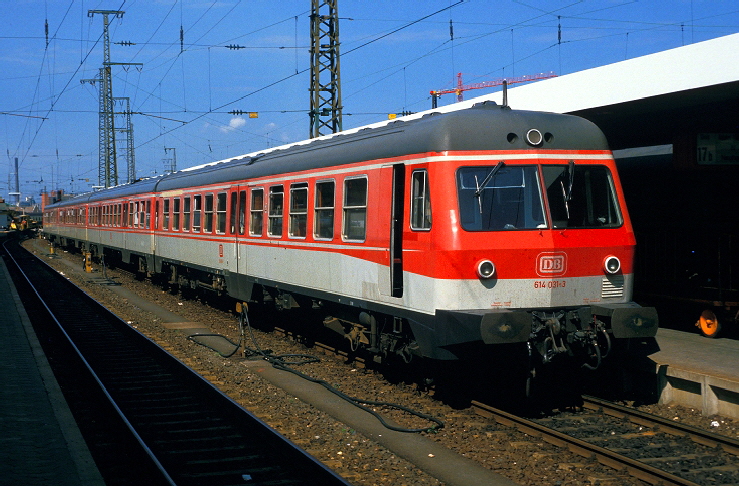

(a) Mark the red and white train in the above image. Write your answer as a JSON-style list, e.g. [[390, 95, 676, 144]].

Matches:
[[42, 101, 657, 372]]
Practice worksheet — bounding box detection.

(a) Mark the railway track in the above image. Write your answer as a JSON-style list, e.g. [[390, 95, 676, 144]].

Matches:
[[472, 396, 739, 486], [3, 237, 350, 486]]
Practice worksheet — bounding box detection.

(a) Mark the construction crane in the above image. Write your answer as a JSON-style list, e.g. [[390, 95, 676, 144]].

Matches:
[[430, 71, 557, 108]]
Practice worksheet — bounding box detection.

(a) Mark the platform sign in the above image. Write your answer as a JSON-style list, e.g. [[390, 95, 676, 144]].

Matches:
[[697, 133, 739, 165]]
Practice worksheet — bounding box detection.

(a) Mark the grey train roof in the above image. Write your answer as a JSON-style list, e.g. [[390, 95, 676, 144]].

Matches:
[[49, 103, 609, 208]]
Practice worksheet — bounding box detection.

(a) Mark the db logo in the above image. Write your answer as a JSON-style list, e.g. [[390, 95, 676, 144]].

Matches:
[[537, 252, 567, 277], [218, 244, 224, 258]]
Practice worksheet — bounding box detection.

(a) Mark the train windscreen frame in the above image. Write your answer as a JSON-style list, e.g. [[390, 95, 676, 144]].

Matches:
[[456, 163, 623, 231], [542, 164, 623, 229], [457, 164, 545, 231]]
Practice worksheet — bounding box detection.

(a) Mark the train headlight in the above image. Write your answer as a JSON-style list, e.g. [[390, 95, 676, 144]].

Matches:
[[604, 256, 621, 274], [476, 259, 496, 279], [526, 129, 543, 146]]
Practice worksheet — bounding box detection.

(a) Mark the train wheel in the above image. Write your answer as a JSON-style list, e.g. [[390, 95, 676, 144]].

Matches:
[[697, 310, 721, 338]]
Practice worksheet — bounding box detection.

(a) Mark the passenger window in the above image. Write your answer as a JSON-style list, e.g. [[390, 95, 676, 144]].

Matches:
[[239, 190, 246, 235], [289, 183, 308, 238], [216, 192, 227, 234], [250, 188, 263, 236], [268, 185, 284, 237], [183, 196, 191, 231], [410, 170, 432, 230], [145, 200, 151, 229], [314, 180, 334, 240], [229, 191, 238, 234], [204, 194, 214, 232], [193, 195, 202, 232], [172, 198, 180, 231], [163, 199, 170, 230], [343, 177, 367, 241]]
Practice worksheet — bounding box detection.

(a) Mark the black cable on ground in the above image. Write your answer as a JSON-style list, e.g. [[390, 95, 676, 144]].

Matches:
[[238, 307, 444, 434]]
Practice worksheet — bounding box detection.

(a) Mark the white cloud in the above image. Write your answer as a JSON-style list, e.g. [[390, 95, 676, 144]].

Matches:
[[219, 116, 246, 133]]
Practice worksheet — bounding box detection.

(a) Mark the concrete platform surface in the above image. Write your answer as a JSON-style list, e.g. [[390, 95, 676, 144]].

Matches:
[[650, 328, 739, 419]]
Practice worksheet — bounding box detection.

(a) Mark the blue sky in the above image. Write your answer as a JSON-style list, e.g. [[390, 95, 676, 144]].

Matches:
[[2, 0, 738, 202]]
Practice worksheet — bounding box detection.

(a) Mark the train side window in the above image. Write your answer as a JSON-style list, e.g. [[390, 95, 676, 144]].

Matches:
[[250, 188, 263, 236], [193, 195, 202, 232], [163, 199, 170, 230], [172, 198, 180, 231], [314, 180, 334, 240], [139, 201, 145, 228], [203, 193, 214, 233], [289, 183, 308, 238], [343, 177, 367, 241], [216, 192, 227, 234], [229, 191, 238, 234], [268, 185, 284, 237], [410, 170, 432, 230], [128, 203, 133, 227], [239, 190, 246, 235], [183, 196, 191, 231]]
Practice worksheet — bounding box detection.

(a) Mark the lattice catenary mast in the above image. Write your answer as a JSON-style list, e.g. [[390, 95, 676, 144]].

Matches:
[[309, 0, 342, 138], [84, 10, 141, 188]]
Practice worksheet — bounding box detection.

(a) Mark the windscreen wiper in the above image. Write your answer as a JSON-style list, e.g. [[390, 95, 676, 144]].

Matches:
[[566, 160, 575, 201], [474, 161, 505, 214], [559, 160, 575, 220]]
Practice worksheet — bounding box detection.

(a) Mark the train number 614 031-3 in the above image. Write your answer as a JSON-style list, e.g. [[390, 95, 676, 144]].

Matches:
[[534, 280, 567, 289]]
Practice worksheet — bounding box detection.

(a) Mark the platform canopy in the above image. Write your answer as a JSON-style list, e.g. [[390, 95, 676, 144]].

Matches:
[[468, 33, 739, 150]]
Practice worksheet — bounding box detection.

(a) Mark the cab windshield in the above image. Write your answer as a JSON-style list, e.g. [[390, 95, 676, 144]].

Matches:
[[542, 164, 622, 229], [457, 163, 622, 231]]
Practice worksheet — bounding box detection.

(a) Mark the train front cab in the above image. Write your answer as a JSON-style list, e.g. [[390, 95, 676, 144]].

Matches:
[[399, 152, 658, 374]]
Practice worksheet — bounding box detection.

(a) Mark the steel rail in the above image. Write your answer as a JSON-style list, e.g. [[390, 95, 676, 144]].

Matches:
[[4, 237, 350, 486], [471, 400, 700, 486], [2, 238, 179, 485], [583, 395, 739, 456]]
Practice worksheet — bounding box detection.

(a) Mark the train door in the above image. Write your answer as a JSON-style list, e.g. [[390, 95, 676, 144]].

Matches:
[[390, 163, 405, 297], [230, 186, 248, 299], [150, 198, 157, 257]]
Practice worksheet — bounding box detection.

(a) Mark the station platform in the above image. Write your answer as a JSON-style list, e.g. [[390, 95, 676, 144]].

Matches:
[[0, 256, 105, 485], [650, 328, 739, 420]]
